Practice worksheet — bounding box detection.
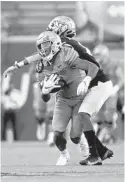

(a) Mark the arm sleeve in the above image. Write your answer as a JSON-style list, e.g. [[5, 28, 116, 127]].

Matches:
[[17, 53, 42, 68], [24, 53, 42, 64]]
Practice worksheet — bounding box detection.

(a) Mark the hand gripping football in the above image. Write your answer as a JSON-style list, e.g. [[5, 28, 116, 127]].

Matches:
[[49, 74, 67, 93]]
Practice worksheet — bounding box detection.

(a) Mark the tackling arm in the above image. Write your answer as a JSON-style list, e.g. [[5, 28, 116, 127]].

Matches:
[[70, 57, 99, 95], [71, 57, 99, 81], [3, 53, 41, 77]]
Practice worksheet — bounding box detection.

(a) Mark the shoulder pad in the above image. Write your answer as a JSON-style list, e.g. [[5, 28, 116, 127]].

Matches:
[[62, 42, 72, 48], [63, 45, 79, 65]]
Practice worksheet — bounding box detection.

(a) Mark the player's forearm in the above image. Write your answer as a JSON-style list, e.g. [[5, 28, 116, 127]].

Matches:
[[74, 58, 99, 80], [41, 93, 51, 102], [3, 53, 41, 78], [9, 59, 29, 73], [17, 59, 37, 68], [16, 53, 42, 69], [82, 63, 99, 88], [86, 62, 99, 80], [73, 58, 99, 90], [16, 60, 25, 68], [10, 59, 35, 72]]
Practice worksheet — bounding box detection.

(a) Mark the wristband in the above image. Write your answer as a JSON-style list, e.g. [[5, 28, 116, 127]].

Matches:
[[14, 61, 20, 69]]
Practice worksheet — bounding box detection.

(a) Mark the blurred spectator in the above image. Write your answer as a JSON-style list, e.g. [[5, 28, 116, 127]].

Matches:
[[32, 79, 47, 141], [74, 2, 99, 48], [92, 44, 123, 143], [30, 63, 55, 146], [117, 85, 124, 138], [1, 72, 30, 142], [1, 14, 9, 40]]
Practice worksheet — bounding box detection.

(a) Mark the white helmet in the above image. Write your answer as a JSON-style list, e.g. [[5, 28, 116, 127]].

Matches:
[[93, 44, 109, 63], [47, 16, 76, 38], [36, 31, 62, 65]]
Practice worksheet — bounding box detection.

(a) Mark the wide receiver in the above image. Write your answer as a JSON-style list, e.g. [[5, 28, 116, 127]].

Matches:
[[3, 30, 113, 165], [46, 16, 114, 165]]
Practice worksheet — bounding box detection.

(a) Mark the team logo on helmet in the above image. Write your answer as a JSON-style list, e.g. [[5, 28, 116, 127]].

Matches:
[[48, 16, 76, 38]]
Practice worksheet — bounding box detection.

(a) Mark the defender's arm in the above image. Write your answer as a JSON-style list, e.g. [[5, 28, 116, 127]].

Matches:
[[70, 57, 99, 81], [69, 57, 99, 96], [3, 53, 41, 77]]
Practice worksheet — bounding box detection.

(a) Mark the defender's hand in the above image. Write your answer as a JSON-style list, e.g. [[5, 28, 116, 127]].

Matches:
[[77, 76, 91, 96], [3, 66, 15, 78], [77, 81, 88, 95], [42, 74, 61, 95], [3, 61, 19, 78]]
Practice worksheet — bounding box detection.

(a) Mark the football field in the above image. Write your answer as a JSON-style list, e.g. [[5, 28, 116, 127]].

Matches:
[[1, 141, 124, 182]]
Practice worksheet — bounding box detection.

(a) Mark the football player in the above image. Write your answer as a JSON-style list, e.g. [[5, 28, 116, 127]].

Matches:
[[47, 16, 114, 165], [3, 30, 113, 165], [1, 70, 31, 141]]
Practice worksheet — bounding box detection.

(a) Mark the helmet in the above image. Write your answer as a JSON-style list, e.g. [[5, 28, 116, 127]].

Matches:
[[47, 16, 76, 38], [93, 44, 109, 63], [36, 31, 62, 65]]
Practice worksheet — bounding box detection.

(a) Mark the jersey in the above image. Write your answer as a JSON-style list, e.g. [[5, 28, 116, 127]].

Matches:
[[25, 44, 86, 98], [62, 38, 110, 88]]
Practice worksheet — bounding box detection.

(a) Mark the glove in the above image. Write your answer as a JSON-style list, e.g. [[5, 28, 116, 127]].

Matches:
[[3, 61, 19, 78], [77, 76, 91, 96], [42, 74, 61, 95]]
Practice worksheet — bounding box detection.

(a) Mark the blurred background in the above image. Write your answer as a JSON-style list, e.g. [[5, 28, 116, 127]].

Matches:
[[1, 1, 124, 143]]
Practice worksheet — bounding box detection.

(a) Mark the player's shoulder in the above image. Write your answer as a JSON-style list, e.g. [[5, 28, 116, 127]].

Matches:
[[75, 41, 92, 55], [62, 37, 81, 49], [61, 43, 79, 65], [62, 43, 74, 53], [62, 38, 92, 55]]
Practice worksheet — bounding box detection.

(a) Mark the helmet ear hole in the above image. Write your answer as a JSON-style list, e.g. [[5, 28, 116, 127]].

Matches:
[[67, 34, 74, 38], [57, 30, 60, 35], [37, 44, 41, 50]]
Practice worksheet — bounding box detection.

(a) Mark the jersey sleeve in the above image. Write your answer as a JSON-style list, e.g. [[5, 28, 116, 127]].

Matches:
[[24, 53, 42, 65], [63, 45, 79, 67], [69, 57, 89, 71]]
